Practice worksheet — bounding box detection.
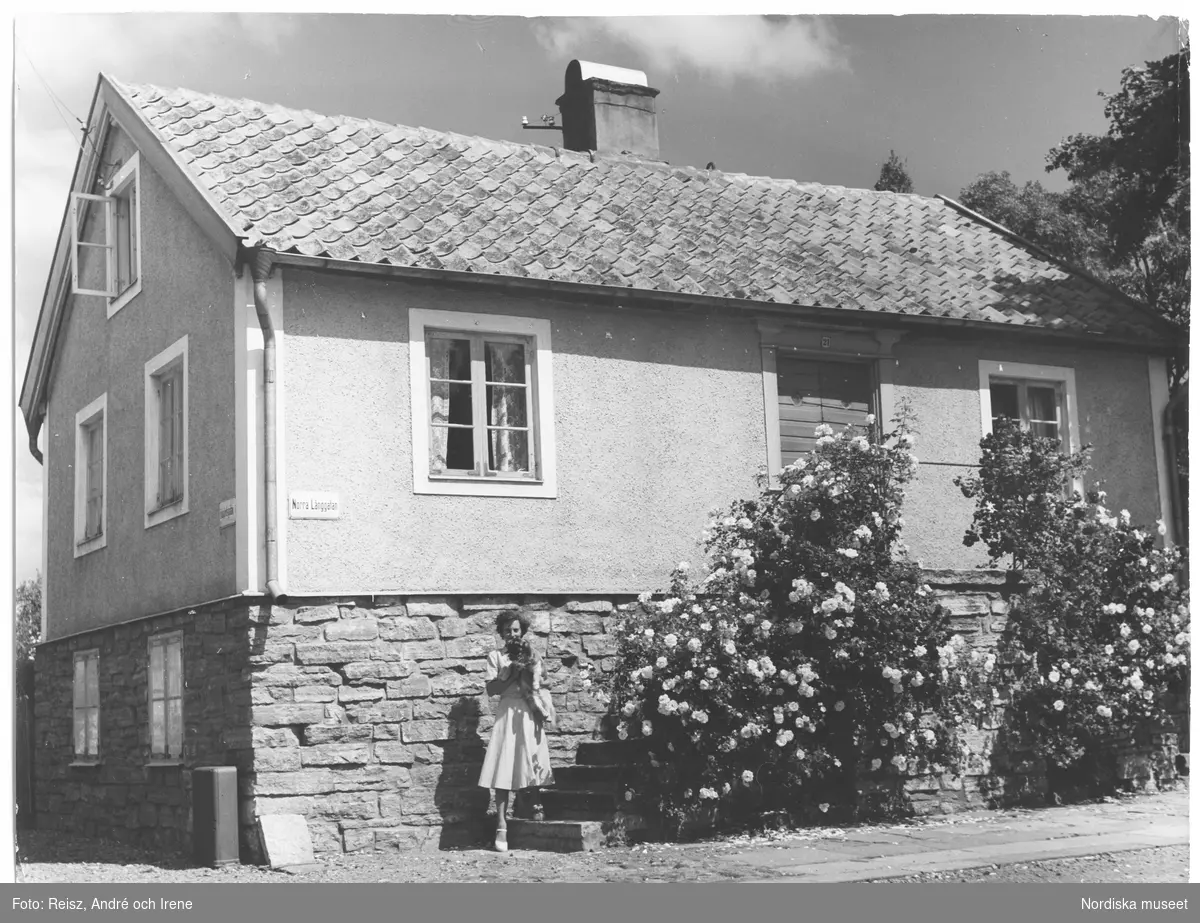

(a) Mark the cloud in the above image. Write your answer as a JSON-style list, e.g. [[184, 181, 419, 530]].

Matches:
[[533, 15, 849, 84]]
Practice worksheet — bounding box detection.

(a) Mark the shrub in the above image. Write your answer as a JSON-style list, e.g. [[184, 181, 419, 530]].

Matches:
[[601, 415, 979, 832], [955, 419, 1189, 789]]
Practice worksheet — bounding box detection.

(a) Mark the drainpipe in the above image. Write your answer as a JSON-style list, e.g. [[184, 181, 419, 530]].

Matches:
[[251, 249, 284, 599], [1162, 383, 1188, 551]]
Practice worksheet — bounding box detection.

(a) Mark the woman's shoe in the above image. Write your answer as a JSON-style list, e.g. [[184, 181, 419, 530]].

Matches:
[[494, 830, 508, 852]]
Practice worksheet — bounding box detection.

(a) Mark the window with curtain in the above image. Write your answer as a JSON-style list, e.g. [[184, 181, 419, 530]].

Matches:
[[775, 356, 875, 467], [73, 650, 100, 759], [148, 633, 183, 760], [427, 331, 536, 478], [989, 378, 1065, 445]]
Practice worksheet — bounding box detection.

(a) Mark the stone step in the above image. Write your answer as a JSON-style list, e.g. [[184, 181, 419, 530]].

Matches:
[[537, 788, 620, 821], [552, 764, 624, 791], [505, 818, 603, 853], [574, 739, 648, 766]]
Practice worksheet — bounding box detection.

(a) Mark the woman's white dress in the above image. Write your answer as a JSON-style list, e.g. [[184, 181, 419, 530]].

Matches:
[[478, 650, 554, 791]]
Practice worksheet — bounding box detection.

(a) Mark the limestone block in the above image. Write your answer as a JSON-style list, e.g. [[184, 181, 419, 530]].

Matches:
[[301, 744, 372, 767], [401, 719, 456, 743], [325, 620, 379, 642], [402, 640, 446, 661], [374, 742, 415, 765], [566, 599, 615, 613], [258, 814, 317, 869], [252, 704, 327, 727], [344, 661, 412, 682], [296, 605, 340, 624], [551, 613, 606, 634], [406, 598, 459, 619], [387, 676, 433, 699], [303, 725, 372, 745], [379, 618, 436, 642]]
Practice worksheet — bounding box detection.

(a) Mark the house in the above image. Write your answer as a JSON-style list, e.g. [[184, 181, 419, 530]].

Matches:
[[19, 61, 1181, 858]]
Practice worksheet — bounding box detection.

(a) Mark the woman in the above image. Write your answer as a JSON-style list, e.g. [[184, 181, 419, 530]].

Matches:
[[478, 611, 554, 852]]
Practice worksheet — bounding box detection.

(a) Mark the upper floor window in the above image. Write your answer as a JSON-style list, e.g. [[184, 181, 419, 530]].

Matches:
[[70, 151, 142, 317], [74, 393, 108, 557], [774, 355, 876, 467], [409, 308, 556, 498], [144, 336, 189, 528]]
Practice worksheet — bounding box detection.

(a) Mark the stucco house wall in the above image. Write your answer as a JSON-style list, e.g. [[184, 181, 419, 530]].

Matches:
[[892, 333, 1163, 568], [44, 127, 239, 639], [277, 269, 1165, 592], [278, 270, 768, 595]]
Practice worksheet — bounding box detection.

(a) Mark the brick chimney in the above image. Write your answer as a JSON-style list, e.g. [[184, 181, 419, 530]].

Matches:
[[555, 60, 660, 159]]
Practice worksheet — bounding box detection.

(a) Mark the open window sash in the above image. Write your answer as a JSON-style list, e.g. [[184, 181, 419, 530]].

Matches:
[[70, 192, 117, 298]]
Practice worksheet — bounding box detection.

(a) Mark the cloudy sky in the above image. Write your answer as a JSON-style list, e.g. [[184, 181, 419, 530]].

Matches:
[[9, 11, 1184, 585]]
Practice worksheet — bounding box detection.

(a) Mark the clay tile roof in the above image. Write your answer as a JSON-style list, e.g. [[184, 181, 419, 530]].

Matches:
[[113, 78, 1171, 341]]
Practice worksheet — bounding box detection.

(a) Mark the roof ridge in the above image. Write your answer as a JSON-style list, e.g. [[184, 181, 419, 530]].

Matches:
[[111, 77, 956, 205]]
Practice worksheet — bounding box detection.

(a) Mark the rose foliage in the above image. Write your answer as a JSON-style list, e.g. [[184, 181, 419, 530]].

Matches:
[[955, 419, 1189, 782], [601, 418, 982, 830]]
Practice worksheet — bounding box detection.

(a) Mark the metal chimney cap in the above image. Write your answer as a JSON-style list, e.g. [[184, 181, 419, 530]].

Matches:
[[567, 60, 649, 88]]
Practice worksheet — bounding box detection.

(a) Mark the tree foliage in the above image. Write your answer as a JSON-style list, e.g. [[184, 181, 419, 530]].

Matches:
[[874, 150, 914, 193], [1047, 46, 1190, 331], [959, 46, 1189, 340], [16, 573, 42, 662]]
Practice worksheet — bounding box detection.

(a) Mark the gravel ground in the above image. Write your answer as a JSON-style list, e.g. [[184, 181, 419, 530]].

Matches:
[[863, 845, 1190, 882], [15, 787, 1189, 884]]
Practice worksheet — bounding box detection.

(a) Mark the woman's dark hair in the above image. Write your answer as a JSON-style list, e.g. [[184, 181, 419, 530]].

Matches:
[[495, 610, 530, 636]]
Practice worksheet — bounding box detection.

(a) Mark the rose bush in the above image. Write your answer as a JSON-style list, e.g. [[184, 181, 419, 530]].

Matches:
[[955, 418, 1189, 791], [601, 414, 980, 831]]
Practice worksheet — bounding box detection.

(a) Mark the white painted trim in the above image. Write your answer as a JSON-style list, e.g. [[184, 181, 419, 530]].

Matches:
[[977, 359, 1082, 495], [976, 360, 1081, 452], [267, 271, 288, 593], [408, 307, 557, 498], [234, 268, 258, 593], [761, 346, 781, 481], [143, 335, 189, 529], [1147, 356, 1174, 547], [105, 150, 142, 318], [73, 393, 108, 558]]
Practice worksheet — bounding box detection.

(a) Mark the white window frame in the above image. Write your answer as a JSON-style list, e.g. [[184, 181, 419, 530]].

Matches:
[[148, 631, 184, 762], [409, 308, 556, 498], [70, 152, 142, 317], [73, 393, 108, 558], [977, 360, 1082, 491], [72, 649, 101, 761], [144, 336, 189, 528]]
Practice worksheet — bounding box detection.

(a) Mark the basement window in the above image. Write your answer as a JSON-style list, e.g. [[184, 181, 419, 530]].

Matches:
[[70, 152, 142, 317], [73, 650, 100, 761]]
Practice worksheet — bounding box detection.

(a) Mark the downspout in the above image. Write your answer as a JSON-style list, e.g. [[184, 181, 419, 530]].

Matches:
[[251, 249, 284, 598], [1162, 383, 1188, 550]]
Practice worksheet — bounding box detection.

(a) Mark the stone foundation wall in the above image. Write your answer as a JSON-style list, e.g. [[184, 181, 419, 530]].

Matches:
[[31, 601, 253, 855], [244, 594, 628, 856], [30, 574, 1186, 855]]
